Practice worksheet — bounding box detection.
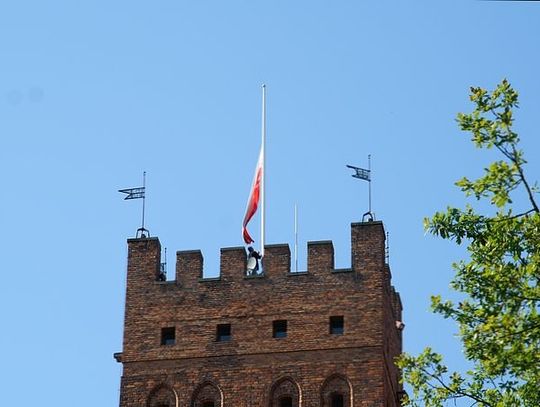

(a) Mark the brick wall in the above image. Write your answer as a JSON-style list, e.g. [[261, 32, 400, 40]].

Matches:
[[117, 221, 403, 407]]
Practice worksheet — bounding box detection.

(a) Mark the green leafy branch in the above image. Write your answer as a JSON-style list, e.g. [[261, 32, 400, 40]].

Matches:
[[398, 80, 540, 407]]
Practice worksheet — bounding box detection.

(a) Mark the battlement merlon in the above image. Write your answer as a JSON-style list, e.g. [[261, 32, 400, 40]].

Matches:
[[263, 244, 291, 277], [220, 246, 247, 282], [176, 249, 203, 288], [125, 220, 388, 285], [351, 220, 386, 274], [307, 240, 335, 272], [126, 237, 161, 287]]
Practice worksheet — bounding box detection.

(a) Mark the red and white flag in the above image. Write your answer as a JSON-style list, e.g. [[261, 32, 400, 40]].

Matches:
[[242, 147, 263, 244]]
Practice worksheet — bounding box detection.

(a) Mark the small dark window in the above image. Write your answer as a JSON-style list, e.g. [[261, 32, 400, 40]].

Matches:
[[280, 396, 293, 407], [202, 402, 215, 407], [216, 323, 231, 342], [273, 320, 288, 338], [160, 327, 175, 345], [330, 316, 344, 335], [332, 393, 344, 407]]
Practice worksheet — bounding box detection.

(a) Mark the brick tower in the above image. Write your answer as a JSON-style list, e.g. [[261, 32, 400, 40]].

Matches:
[[116, 220, 404, 406]]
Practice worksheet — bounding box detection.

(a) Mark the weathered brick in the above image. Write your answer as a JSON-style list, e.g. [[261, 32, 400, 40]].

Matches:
[[117, 221, 404, 406]]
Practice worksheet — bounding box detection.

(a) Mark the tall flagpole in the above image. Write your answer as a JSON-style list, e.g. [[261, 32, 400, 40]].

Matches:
[[261, 84, 266, 257]]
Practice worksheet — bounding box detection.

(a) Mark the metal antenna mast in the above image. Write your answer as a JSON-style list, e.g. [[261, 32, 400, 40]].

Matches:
[[140, 171, 147, 237], [385, 232, 390, 264], [159, 247, 167, 281], [294, 204, 298, 273], [368, 155, 372, 216], [346, 155, 373, 222]]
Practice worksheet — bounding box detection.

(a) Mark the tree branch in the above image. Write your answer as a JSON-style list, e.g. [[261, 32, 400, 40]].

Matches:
[[419, 367, 495, 407], [488, 106, 538, 213], [487, 209, 535, 223], [511, 145, 539, 213]]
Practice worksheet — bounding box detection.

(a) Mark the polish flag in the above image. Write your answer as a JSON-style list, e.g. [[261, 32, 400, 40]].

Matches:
[[242, 147, 263, 244]]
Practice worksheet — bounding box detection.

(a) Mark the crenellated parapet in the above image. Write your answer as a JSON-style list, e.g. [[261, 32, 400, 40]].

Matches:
[[127, 221, 388, 288]]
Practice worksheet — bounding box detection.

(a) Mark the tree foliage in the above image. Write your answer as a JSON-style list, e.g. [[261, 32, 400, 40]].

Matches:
[[398, 80, 540, 407]]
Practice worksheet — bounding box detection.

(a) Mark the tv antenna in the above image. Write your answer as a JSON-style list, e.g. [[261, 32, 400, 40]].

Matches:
[[159, 248, 167, 281], [385, 231, 390, 264], [346, 155, 373, 222]]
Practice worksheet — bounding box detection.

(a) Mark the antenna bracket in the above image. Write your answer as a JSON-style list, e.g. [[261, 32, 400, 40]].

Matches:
[[136, 227, 150, 238]]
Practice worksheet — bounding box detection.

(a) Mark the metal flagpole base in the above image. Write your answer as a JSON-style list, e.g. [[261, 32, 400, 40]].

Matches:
[[362, 211, 374, 222]]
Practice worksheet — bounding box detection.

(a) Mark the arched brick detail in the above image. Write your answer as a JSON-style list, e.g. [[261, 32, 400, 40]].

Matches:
[[147, 383, 179, 407], [269, 377, 301, 407], [320, 374, 352, 407], [191, 381, 223, 407]]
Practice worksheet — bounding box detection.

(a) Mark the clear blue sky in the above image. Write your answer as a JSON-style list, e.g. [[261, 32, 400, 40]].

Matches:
[[1, 1, 539, 405]]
